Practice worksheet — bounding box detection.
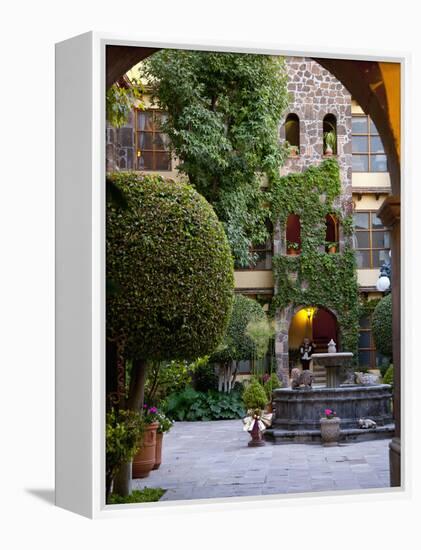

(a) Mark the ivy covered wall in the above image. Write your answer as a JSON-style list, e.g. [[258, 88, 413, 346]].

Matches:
[[268, 158, 359, 381]]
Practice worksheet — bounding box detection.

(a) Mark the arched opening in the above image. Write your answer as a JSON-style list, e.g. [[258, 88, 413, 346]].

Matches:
[[323, 114, 337, 155], [325, 213, 339, 253], [286, 214, 301, 255], [312, 307, 338, 352], [285, 113, 300, 156], [288, 306, 338, 372]]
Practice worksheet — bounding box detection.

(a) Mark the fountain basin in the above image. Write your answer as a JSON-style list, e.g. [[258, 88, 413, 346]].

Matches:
[[265, 384, 394, 443], [312, 352, 354, 387]]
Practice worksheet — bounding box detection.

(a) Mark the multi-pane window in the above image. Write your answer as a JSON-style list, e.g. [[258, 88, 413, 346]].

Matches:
[[135, 110, 171, 171], [353, 211, 390, 269], [250, 237, 273, 269], [358, 315, 377, 369], [352, 115, 387, 172], [358, 315, 389, 370]]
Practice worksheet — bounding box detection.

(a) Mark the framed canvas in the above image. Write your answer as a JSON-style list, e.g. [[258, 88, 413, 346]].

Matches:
[[55, 32, 407, 518]]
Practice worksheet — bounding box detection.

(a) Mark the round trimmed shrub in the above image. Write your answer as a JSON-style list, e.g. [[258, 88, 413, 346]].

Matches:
[[372, 294, 393, 359], [107, 172, 234, 361], [242, 379, 268, 411]]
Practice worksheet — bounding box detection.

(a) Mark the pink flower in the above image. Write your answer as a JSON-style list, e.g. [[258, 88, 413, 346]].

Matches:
[[325, 408, 332, 415]]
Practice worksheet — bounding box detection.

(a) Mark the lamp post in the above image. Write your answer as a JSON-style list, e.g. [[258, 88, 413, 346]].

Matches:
[[376, 251, 392, 294]]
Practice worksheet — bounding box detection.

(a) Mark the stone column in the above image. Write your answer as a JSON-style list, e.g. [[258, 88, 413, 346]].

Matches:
[[378, 196, 401, 487], [275, 306, 292, 387]]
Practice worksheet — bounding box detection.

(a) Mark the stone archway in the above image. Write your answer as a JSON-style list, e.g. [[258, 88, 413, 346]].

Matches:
[[275, 304, 338, 385]]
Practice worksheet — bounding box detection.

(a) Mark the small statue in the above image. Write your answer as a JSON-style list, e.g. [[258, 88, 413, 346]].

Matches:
[[291, 367, 313, 389], [358, 418, 377, 429], [328, 339, 337, 353], [355, 371, 379, 385]]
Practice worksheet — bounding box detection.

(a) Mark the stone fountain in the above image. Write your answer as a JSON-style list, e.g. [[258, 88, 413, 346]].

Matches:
[[265, 341, 394, 443]]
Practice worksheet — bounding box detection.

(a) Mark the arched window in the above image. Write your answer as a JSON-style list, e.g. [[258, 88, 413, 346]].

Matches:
[[285, 114, 300, 156], [286, 214, 301, 255], [325, 214, 339, 253], [323, 114, 337, 155]]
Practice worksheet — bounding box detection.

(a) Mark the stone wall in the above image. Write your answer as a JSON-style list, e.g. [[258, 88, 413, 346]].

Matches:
[[275, 57, 353, 383]]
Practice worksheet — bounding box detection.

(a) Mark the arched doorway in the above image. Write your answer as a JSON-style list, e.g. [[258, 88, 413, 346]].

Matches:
[[288, 306, 338, 371]]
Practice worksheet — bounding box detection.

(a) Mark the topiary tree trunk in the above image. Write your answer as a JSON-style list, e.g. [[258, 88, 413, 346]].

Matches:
[[112, 358, 148, 497]]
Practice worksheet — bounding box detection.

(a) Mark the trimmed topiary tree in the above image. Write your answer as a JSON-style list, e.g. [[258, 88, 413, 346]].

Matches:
[[210, 294, 269, 392], [242, 379, 268, 412], [107, 172, 234, 494], [372, 293, 393, 360]]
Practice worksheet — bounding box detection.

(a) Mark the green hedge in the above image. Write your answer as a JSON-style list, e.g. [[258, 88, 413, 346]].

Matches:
[[164, 387, 245, 421], [372, 293, 393, 359], [107, 172, 234, 362]]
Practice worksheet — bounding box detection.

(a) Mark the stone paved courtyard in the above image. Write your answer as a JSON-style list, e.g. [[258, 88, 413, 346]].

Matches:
[[133, 420, 391, 501]]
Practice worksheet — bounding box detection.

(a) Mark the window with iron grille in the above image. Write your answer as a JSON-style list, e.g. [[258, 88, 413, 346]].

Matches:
[[353, 211, 390, 269], [135, 110, 171, 171], [352, 115, 387, 172]]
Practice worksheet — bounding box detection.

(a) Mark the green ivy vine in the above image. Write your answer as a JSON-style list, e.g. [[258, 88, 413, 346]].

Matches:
[[269, 159, 360, 359]]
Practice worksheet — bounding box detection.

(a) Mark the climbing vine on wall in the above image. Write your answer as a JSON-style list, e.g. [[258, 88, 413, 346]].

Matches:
[[269, 159, 360, 359]]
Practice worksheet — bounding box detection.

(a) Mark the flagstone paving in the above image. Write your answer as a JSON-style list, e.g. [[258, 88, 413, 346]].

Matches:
[[132, 420, 391, 501]]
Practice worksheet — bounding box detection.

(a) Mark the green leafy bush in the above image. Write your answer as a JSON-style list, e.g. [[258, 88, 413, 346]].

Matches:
[[107, 172, 234, 364], [210, 294, 268, 364], [108, 488, 165, 504], [192, 358, 218, 392], [164, 387, 245, 421], [145, 359, 193, 405], [106, 409, 144, 498], [372, 294, 393, 359], [383, 364, 394, 386], [263, 372, 282, 400], [242, 379, 268, 411], [140, 51, 289, 265]]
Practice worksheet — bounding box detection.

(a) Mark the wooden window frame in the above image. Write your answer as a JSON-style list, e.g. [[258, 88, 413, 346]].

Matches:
[[358, 316, 377, 370], [352, 114, 388, 173], [134, 109, 171, 172], [353, 210, 390, 269]]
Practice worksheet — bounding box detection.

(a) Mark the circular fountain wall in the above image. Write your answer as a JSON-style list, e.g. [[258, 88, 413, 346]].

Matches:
[[272, 384, 393, 431]]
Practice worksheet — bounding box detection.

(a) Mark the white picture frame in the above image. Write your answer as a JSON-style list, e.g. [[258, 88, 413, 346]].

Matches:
[[55, 32, 409, 519]]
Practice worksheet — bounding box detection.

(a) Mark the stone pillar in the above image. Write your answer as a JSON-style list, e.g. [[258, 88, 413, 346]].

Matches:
[[378, 196, 401, 487], [275, 306, 292, 387]]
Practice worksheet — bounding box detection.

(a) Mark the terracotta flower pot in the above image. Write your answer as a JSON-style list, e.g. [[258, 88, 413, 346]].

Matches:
[[287, 247, 300, 256], [320, 417, 341, 446], [328, 246, 337, 254], [153, 432, 163, 470], [132, 421, 159, 479]]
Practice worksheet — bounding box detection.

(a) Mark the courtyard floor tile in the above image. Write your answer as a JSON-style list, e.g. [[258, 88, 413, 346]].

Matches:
[[132, 420, 391, 502]]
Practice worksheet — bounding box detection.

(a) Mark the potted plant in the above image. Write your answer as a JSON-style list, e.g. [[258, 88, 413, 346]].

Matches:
[[242, 379, 270, 446], [289, 145, 299, 157], [153, 411, 173, 470], [320, 408, 341, 446], [132, 405, 159, 479], [326, 241, 338, 254], [286, 240, 300, 256], [323, 131, 336, 156], [263, 372, 282, 413], [106, 408, 144, 500]]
